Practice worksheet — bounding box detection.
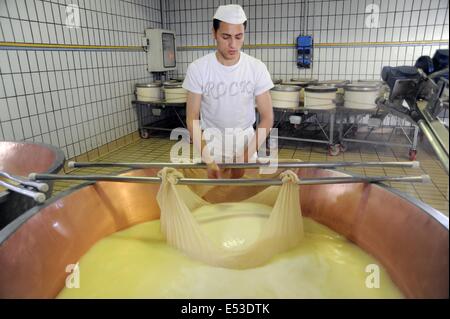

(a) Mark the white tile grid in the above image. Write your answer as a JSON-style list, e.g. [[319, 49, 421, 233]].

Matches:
[[2, 0, 163, 46], [0, 0, 161, 159], [167, 0, 448, 130], [169, 0, 449, 82]]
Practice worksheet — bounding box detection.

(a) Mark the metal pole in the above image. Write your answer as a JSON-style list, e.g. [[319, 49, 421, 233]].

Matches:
[[418, 120, 449, 174], [412, 124, 419, 150], [68, 160, 421, 170], [30, 173, 431, 186]]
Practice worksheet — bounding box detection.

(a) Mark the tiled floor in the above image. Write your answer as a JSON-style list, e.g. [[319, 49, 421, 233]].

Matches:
[[53, 133, 449, 216]]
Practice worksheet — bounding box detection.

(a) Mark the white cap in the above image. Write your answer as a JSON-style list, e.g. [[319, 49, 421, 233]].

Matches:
[[213, 4, 247, 25]]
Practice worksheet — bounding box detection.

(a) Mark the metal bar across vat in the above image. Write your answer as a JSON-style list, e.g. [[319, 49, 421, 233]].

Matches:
[[29, 173, 430, 186], [68, 161, 421, 170]]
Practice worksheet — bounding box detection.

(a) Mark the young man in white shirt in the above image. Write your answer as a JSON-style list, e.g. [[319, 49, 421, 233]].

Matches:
[[183, 4, 274, 179]]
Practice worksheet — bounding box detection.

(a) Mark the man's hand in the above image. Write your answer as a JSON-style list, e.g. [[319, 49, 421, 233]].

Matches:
[[207, 163, 245, 179], [228, 168, 245, 179], [207, 162, 221, 179]]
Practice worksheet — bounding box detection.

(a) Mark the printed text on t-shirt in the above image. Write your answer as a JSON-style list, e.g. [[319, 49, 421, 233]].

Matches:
[[203, 80, 254, 99]]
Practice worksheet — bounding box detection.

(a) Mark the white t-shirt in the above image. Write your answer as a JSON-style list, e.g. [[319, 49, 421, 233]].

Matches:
[[182, 52, 274, 131]]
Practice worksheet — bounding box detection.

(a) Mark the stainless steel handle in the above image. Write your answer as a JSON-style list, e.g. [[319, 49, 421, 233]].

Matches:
[[0, 180, 46, 203], [0, 171, 49, 192]]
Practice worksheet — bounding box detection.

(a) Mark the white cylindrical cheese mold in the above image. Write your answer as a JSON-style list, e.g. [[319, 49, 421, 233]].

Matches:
[[344, 83, 380, 110], [270, 85, 302, 109], [304, 85, 338, 110], [162, 81, 187, 103], [135, 82, 162, 102]]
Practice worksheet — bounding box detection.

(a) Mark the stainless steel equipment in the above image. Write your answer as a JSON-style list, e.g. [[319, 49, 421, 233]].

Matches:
[[379, 65, 449, 173]]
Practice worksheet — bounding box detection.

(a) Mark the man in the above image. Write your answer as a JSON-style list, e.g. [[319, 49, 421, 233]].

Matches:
[[183, 4, 274, 179]]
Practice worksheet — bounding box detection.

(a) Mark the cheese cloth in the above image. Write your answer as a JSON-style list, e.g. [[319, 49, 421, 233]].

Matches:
[[156, 167, 304, 269]]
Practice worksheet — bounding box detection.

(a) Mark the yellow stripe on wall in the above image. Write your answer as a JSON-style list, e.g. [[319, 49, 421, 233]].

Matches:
[[0, 42, 142, 50], [1, 40, 447, 52], [179, 39, 449, 50]]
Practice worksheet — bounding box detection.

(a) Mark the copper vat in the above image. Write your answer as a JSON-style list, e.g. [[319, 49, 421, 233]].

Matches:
[[0, 167, 447, 298]]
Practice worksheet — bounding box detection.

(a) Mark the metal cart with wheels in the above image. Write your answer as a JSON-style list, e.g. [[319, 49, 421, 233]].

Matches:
[[337, 107, 419, 160], [132, 100, 186, 138], [257, 106, 339, 155]]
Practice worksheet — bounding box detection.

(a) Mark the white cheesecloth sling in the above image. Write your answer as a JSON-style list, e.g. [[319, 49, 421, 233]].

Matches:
[[156, 167, 304, 269]]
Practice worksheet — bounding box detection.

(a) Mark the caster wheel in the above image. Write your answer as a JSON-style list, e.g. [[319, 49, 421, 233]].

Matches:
[[409, 149, 417, 161], [140, 129, 150, 139], [328, 144, 340, 156], [339, 143, 348, 152]]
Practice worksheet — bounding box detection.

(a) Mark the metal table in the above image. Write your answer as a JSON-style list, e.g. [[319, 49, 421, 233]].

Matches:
[[132, 100, 186, 138], [337, 106, 419, 160], [257, 105, 339, 155]]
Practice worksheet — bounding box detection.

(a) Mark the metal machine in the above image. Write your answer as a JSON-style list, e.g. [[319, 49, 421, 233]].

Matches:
[[377, 50, 449, 174], [145, 28, 177, 72]]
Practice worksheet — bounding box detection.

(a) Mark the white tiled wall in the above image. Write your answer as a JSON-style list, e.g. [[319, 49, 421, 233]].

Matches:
[[1, 0, 449, 157], [165, 0, 449, 81], [0, 0, 161, 159]]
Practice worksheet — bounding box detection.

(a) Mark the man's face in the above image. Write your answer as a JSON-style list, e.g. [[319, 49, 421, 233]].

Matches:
[[213, 21, 245, 61]]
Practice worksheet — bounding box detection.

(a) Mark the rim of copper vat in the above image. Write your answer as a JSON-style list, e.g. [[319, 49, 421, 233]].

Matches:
[[0, 140, 65, 175], [0, 140, 65, 206], [0, 167, 448, 299]]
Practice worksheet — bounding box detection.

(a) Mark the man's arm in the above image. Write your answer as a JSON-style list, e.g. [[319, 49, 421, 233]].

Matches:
[[186, 91, 203, 157], [241, 91, 274, 162], [186, 91, 221, 178]]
